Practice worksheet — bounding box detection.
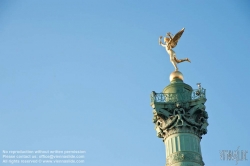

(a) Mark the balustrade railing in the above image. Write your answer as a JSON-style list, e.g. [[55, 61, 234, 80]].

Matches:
[[151, 88, 206, 103]]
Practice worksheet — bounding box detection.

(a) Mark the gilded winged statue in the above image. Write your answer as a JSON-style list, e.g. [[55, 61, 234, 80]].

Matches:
[[159, 28, 190, 71]]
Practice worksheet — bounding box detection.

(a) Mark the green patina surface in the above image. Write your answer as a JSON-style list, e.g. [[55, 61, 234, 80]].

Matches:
[[151, 75, 208, 166]]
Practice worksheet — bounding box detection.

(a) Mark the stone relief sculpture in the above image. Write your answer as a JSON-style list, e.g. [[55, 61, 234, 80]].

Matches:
[[159, 28, 191, 71], [153, 100, 209, 139]]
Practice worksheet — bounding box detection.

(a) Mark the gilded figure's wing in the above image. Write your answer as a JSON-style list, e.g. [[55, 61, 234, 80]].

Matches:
[[169, 28, 185, 49]]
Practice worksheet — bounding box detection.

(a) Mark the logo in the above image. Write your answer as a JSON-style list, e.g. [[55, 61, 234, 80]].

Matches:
[[220, 146, 248, 165]]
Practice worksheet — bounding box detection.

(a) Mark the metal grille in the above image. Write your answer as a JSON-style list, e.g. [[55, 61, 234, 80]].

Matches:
[[151, 88, 206, 103]]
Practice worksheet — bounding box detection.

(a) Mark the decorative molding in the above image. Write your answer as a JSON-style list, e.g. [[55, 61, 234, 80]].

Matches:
[[166, 151, 204, 166], [163, 126, 201, 139], [153, 100, 209, 139]]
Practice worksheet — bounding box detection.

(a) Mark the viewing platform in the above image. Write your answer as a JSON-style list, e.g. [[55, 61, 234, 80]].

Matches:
[[150, 88, 206, 103]]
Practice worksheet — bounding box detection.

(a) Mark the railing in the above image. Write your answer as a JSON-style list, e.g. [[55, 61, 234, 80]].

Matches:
[[151, 88, 206, 103], [192, 88, 206, 100]]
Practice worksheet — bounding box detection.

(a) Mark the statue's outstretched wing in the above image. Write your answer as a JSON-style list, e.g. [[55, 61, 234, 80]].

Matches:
[[169, 28, 185, 49]]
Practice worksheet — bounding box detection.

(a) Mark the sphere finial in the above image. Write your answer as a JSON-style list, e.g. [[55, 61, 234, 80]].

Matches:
[[169, 71, 184, 82]]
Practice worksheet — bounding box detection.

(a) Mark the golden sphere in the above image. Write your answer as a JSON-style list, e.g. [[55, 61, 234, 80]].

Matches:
[[169, 71, 184, 82]]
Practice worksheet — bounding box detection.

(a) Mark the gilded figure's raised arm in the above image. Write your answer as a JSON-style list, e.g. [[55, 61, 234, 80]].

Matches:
[[159, 36, 166, 47]]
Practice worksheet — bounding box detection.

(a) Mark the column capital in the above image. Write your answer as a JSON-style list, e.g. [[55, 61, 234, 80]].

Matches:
[[153, 98, 208, 139]]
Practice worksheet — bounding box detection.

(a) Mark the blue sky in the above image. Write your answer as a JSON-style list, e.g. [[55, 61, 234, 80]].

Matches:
[[0, 0, 249, 166]]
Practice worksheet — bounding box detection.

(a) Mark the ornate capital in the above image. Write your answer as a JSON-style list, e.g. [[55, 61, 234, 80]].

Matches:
[[152, 98, 208, 139]]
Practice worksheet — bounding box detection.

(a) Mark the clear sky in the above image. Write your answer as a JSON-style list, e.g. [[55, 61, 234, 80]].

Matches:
[[0, 0, 249, 166]]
